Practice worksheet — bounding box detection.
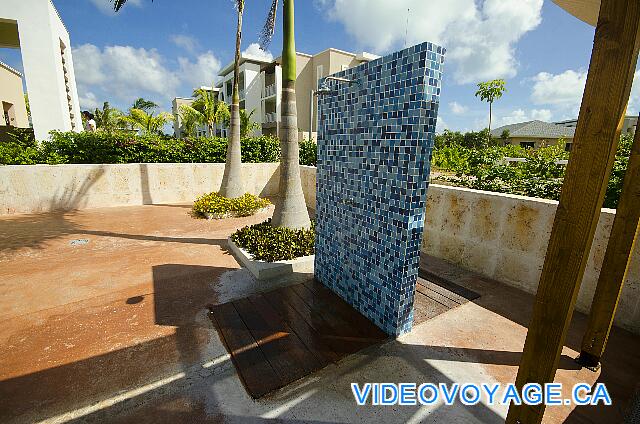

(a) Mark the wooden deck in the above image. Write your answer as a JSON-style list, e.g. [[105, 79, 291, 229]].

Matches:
[[209, 276, 480, 398]]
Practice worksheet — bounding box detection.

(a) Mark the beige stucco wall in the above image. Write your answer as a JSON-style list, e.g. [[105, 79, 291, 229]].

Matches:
[[0, 163, 280, 215], [421, 184, 640, 335], [2, 163, 637, 334], [0, 64, 29, 128], [507, 136, 573, 149]]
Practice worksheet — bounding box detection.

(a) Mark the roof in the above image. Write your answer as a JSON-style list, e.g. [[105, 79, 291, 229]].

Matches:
[[490, 120, 576, 139], [0, 60, 23, 78], [218, 54, 274, 77], [553, 0, 599, 26]]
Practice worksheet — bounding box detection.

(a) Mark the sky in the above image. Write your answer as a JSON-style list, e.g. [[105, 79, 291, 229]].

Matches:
[[2, 0, 639, 133]]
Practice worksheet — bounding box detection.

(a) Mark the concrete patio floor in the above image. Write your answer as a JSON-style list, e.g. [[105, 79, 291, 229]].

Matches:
[[0, 204, 638, 423]]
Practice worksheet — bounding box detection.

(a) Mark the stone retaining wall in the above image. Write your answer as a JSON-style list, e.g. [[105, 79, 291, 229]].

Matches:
[[3, 163, 638, 334]]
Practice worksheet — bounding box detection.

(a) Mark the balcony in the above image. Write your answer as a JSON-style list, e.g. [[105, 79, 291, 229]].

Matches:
[[263, 112, 278, 124], [263, 83, 277, 98]]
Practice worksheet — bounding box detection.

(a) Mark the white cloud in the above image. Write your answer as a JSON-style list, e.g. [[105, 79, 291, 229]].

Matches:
[[436, 116, 448, 133], [178, 51, 223, 89], [498, 108, 552, 126], [72, 43, 224, 111], [242, 43, 273, 62], [449, 101, 468, 115], [73, 44, 181, 103], [317, 0, 542, 84], [171, 34, 199, 55], [78, 91, 101, 110], [89, 0, 142, 15], [531, 69, 587, 109]]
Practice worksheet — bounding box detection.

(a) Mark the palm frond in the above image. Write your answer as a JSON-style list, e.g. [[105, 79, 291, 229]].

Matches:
[[113, 0, 153, 12], [259, 0, 279, 50], [112, 0, 128, 11]]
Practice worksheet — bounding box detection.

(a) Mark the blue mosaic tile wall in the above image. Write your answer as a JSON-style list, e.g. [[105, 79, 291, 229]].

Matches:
[[315, 42, 445, 336]]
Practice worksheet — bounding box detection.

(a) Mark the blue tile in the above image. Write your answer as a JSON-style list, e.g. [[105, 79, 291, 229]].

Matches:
[[314, 42, 445, 337]]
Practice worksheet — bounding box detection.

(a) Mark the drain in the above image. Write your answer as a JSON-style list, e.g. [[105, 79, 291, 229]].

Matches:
[[69, 239, 90, 246]]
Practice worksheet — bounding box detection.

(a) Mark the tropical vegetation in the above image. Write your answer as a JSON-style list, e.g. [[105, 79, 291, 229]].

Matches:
[[431, 131, 633, 209], [0, 130, 282, 165], [192, 192, 270, 218], [231, 218, 315, 262]]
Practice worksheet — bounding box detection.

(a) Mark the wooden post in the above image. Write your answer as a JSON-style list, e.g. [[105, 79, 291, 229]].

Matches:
[[578, 115, 640, 369], [506, 1, 640, 423]]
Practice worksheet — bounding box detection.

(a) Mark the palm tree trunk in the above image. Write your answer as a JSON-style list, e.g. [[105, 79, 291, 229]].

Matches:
[[488, 101, 492, 146], [220, 3, 244, 198], [271, 0, 311, 229]]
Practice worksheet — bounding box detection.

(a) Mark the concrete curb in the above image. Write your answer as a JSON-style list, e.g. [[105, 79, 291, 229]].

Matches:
[[227, 237, 314, 281]]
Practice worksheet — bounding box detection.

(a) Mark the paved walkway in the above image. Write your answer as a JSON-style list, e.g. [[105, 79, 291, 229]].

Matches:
[[0, 204, 638, 423]]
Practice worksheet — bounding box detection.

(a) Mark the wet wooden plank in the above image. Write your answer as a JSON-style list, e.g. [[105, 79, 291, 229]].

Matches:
[[247, 293, 325, 374], [275, 285, 364, 357], [262, 289, 339, 364], [291, 284, 384, 348], [209, 302, 281, 398], [232, 298, 308, 386], [303, 279, 388, 340], [418, 268, 481, 301], [415, 281, 459, 309]]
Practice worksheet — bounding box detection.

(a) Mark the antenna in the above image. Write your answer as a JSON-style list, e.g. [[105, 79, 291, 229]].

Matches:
[[405, 8, 410, 47]]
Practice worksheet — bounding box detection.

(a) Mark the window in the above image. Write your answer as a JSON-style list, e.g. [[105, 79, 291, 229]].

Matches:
[[316, 65, 324, 88], [565, 143, 573, 152], [520, 141, 535, 149]]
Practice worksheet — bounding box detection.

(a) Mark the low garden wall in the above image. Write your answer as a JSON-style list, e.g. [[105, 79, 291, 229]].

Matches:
[[2, 163, 638, 334], [0, 163, 280, 214]]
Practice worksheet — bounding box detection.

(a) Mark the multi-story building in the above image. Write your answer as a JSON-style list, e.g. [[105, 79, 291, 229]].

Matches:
[[172, 86, 220, 138], [1, 0, 82, 140], [216, 54, 273, 138], [0, 61, 29, 129], [217, 48, 379, 141]]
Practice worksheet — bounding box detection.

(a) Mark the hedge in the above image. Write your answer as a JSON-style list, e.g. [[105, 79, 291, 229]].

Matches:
[[0, 130, 317, 166]]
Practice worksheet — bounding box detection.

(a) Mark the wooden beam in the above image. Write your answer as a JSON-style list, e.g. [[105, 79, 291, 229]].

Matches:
[[506, 1, 640, 422], [578, 115, 640, 369]]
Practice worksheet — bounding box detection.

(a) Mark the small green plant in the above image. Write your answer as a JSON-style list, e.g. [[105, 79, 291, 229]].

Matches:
[[299, 139, 317, 166], [192, 192, 270, 218], [231, 218, 315, 262]]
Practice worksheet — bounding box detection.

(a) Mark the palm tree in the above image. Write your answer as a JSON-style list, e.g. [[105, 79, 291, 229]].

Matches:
[[261, 0, 311, 229], [94, 102, 124, 134], [132, 97, 158, 113], [475, 79, 506, 146], [113, 0, 246, 198], [240, 109, 260, 137], [219, 0, 246, 198], [191, 87, 230, 137], [122, 108, 172, 135], [177, 104, 203, 138]]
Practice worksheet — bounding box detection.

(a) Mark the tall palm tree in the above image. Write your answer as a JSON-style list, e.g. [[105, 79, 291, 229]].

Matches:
[[261, 0, 311, 229], [191, 87, 230, 137], [114, 0, 246, 198], [219, 0, 246, 198]]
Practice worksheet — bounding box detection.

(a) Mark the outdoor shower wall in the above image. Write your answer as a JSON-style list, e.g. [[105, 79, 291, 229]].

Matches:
[[315, 42, 445, 336]]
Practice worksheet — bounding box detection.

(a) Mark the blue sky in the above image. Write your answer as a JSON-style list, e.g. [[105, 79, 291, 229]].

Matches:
[[2, 0, 635, 133]]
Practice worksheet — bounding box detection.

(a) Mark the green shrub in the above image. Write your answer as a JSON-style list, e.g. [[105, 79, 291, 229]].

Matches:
[[192, 192, 270, 218], [0, 131, 281, 165], [299, 139, 317, 166], [231, 218, 315, 262]]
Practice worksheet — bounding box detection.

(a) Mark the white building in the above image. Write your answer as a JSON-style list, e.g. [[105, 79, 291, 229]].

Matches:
[[1, 0, 82, 140], [216, 48, 378, 141], [172, 86, 221, 138], [216, 54, 272, 138]]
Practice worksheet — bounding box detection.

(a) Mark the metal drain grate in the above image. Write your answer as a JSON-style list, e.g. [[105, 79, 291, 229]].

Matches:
[[69, 239, 89, 246]]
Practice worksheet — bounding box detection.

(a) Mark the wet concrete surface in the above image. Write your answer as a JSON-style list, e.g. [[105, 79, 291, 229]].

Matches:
[[0, 204, 638, 423]]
